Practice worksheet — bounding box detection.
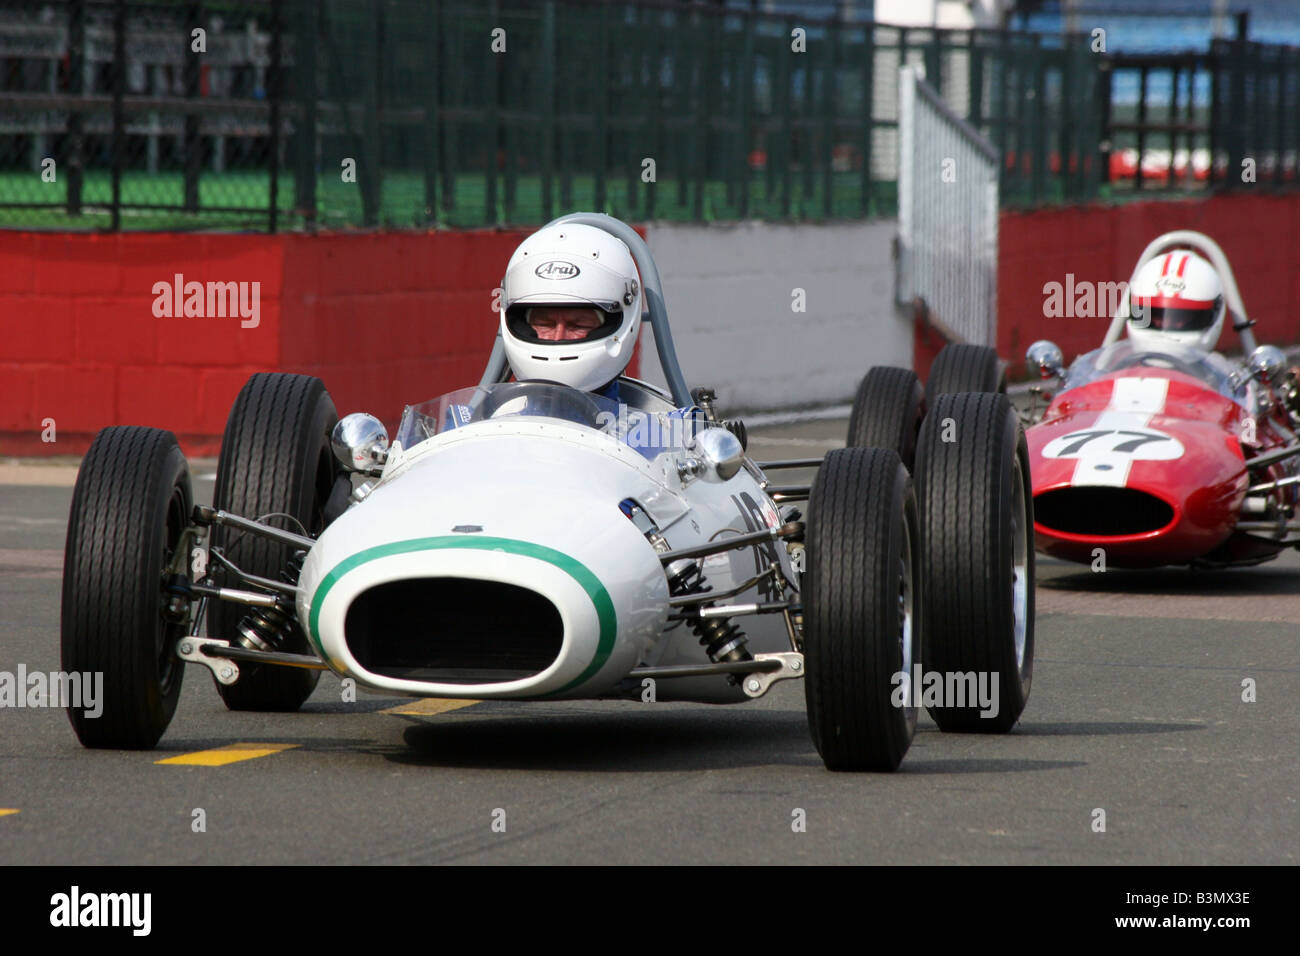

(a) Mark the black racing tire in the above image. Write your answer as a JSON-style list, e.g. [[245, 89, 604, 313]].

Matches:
[[803, 447, 920, 772], [846, 366, 926, 471], [925, 343, 1006, 404], [208, 373, 339, 711], [62, 427, 193, 749], [915, 392, 1034, 733]]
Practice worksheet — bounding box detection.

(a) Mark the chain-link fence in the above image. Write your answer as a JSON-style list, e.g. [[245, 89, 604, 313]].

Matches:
[[0, 0, 1189, 231], [0, 0, 288, 230]]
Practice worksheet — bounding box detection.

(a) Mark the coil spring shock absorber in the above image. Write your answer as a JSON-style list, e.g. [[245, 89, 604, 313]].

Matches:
[[235, 549, 305, 652], [666, 558, 751, 665]]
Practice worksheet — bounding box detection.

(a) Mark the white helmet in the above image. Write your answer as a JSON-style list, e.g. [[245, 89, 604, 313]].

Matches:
[[499, 223, 643, 392], [1126, 249, 1226, 353]]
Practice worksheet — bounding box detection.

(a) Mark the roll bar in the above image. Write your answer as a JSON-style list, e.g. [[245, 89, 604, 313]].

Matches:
[[1102, 230, 1257, 354], [477, 212, 694, 409]]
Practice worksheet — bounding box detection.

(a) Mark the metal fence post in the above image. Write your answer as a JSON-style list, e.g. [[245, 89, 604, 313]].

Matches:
[[66, 0, 85, 217], [1031, 35, 1045, 204], [692, 9, 706, 220], [644, 5, 659, 222], [184, 1, 204, 213], [739, 13, 754, 219], [422, 0, 440, 224], [485, 0, 499, 224], [110, 0, 126, 231], [295, 0, 319, 229], [821, 19, 836, 217], [1059, 46, 1074, 199], [1225, 13, 1248, 191], [595, 1, 609, 213], [1097, 54, 1112, 189], [268, 0, 283, 233], [541, 1, 555, 222], [780, 16, 793, 218], [860, 23, 875, 217], [800, 27, 815, 205], [1136, 63, 1148, 191]]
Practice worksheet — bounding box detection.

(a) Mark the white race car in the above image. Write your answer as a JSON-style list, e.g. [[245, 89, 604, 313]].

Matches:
[[61, 214, 1035, 771]]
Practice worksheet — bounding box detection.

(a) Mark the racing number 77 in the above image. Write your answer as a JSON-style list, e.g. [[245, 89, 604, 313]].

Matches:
[[1058, 430, 1168, 455]]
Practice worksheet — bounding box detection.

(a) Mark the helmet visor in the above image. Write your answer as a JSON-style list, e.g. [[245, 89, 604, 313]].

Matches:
[[1130, 298, 1220, 332], [506, 304, 622, 345]]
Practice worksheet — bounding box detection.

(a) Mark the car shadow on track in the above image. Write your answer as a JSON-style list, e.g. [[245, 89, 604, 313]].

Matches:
[[366, 710, 1088, 774], [1037, 565, 1300, 596], [387, 709, 823, 772]]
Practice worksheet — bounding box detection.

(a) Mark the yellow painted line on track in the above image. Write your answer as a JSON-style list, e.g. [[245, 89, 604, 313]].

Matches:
[[155, 742, 298, 767], [381, 698, 480, 716], [0, 809, 19, 817]]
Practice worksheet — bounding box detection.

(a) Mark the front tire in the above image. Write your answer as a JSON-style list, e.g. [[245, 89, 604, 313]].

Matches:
[[208, 373, 339, 711], [915, 392, 1033, 732], [62, 427, 192, 749], [803, 447, 920, 771]]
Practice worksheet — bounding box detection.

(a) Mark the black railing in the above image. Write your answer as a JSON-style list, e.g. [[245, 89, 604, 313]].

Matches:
[[2, 0, 1293, 232]]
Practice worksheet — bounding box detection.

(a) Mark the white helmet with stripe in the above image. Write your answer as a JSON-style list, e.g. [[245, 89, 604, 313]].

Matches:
[[1126, 250, 1226, 353]]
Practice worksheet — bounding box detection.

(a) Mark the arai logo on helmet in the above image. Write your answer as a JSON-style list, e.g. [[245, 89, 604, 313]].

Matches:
[[535, 260, 581, 280]]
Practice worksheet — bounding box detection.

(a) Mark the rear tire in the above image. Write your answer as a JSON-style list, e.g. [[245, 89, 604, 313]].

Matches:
[[926, 343, 1006, 404], [208, 373, 339, 711], [915, 393, 1033, 732], [803, 447, 920, 771], [846, 366, 925, 470], [62, 427, 192, 749]]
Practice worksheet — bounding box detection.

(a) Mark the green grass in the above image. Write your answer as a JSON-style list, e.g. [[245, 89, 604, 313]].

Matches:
[[0, 169, 900, 231]]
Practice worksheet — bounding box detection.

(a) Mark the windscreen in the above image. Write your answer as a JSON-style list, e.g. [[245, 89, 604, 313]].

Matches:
[[393, 382, 701, 459]]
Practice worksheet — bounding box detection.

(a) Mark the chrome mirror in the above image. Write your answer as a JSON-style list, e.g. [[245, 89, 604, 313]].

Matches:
[[1247, 345, 1286, 385], [1025, 340, 1065, 380], [332, 413, 389, 475], [693, 427, 745, 482]]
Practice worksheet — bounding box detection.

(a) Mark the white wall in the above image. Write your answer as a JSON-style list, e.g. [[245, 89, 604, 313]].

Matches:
[[638, 220, 910, 412]]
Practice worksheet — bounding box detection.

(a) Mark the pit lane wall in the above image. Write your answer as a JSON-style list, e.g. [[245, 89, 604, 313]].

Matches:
[[0, 220, 908, 457], [4, 195, 1296, 457], [639, 220, 909, 411], [997, 193, 1300, 373], [0, 230, 531, 457]]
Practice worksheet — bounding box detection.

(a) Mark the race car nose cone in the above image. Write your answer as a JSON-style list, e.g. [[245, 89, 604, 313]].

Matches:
[[296, 434, 671, 698]]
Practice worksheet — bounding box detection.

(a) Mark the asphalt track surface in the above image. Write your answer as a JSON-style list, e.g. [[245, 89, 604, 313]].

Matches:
[[1, 418, 1297, 865]]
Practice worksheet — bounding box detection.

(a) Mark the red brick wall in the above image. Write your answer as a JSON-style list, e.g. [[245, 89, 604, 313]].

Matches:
[[997, 193, 1300, 376], [0, 229, 534, 456]]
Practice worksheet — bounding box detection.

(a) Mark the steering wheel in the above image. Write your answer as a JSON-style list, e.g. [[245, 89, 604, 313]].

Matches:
[[1114, 352, 1205, 378], [473, 380, 604, 428]]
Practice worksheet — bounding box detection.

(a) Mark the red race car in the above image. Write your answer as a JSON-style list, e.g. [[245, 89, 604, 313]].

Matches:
[[1022, 230, 1300, 569]]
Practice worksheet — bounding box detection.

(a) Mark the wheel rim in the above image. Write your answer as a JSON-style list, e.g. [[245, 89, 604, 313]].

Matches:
[[898, 506, 917, 728], [1010, 455, 1030, 674]]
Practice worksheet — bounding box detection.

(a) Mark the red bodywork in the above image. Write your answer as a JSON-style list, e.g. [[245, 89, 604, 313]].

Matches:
[[1027, 369, 1296, 567]]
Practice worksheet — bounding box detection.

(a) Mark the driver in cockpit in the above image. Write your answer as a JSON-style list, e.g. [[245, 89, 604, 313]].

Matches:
[[1124, 248, 1261, 381], [499, 221, 644, 400], [1126, 249, 1228, 358], [443, 223, 697, 452]]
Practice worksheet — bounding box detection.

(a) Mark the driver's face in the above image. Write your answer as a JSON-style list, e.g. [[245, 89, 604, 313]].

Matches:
[[527, 306, 604, 341]]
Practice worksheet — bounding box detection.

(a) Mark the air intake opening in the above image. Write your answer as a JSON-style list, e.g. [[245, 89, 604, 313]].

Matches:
[[1035, 487, 1175, 537], [345, 578, 563, 683]]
